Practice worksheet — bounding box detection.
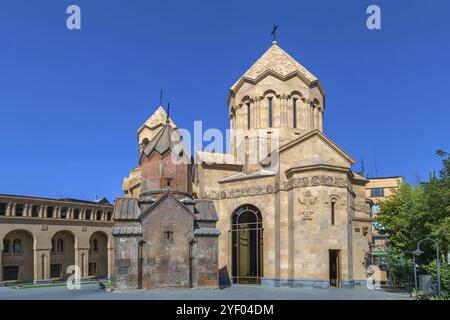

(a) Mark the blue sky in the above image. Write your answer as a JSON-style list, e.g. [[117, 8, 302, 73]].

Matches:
[[0, 0, 449, 202]]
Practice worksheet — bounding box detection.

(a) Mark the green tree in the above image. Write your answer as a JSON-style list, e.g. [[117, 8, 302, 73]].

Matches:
[[376, 151, 450, 291]]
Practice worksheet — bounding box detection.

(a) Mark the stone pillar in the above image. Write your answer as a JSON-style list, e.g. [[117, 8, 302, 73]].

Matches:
[[75, 249, 90, 279], [5, 203, 12, 216], [11, 203, 16, 216], [81, 208, 86, 220], [38, 205, 45, 218], [107, 245, 114, 279], [54, 206, 60, 218], [34, 249, 51, 284]]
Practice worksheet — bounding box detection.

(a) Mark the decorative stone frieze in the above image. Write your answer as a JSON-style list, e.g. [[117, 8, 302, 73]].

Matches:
[[201, 175, 347, 200]]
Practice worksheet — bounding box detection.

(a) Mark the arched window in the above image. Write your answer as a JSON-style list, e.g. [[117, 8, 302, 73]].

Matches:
[[247, 103, 251, 130], [3, 239, 10, 253], [92, 239, 98, 252], [268, 97, 273, 127], [57, 239, 64, 252], [13, 239, 22, 253], [331, 200, 336, 225], [293, 98, 298, 128]]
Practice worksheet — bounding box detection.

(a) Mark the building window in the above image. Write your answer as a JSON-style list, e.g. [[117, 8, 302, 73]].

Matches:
[[73, 208, 80, 219], [96, 211, 102, 221], [247, 103, 251, 130], [13, 239, 22, 253], [46, 206, 54, 218], [60, 208, 67, 219], [3, 239, 10, 253], [89, 263, 96, 276], [15, 204, 24, 216], [50, 264, 62, 278], [370, 188, 384, 197], [0, 203, 6, 216], [106, 211, 112, 221], [31, 205, 39, 217], [268, 97, 273, 127], [293, 98, 297, 128], [56, 239, 64, 252], [331, 201, 336, 225], [91, 239, 98, 252], [85, 210, 91, 220], [3, 266, 19, 281]]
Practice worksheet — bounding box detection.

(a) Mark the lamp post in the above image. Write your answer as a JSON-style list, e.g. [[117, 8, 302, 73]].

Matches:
[[414, 237, 441, 298], [403, 250, 418, 291]]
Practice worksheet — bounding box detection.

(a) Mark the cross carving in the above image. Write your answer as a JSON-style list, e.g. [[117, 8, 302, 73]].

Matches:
[[164, 230, 173, 240]]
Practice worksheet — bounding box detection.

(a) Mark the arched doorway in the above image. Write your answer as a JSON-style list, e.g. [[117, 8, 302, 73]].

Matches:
[[88, 232, 108, 279], [1, 230, 34, 283], [50, 231, 75, 281], [231, 204, 263, 284]]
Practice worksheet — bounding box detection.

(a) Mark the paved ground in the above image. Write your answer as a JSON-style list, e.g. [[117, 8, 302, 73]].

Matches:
[[0, 284, 411, 300]]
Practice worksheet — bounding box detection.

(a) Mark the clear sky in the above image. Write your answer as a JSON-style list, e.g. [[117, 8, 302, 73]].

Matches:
[[0, 0, 449, 202]]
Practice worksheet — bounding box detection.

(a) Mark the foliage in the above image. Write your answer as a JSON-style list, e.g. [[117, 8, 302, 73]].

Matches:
[[376, 151, 450, 292]]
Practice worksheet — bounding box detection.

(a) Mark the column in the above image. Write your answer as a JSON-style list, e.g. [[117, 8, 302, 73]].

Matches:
[[54, 206, 60, 219], [75, 248, 90, 279], [34, 249, 51, 284], [81, 208, 86, 220], [38, 205, 45, 218], [5, 203, 12, 216], [11, 203, 16, 216]]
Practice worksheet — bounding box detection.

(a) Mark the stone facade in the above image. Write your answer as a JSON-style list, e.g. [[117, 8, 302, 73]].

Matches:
[[122, 40, 373, 288], [0, 195, 114, 285], [113, 121, 220, 290]]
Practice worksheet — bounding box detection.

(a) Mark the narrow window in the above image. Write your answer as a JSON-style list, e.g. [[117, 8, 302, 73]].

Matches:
[[85, 210, 91, 220], [31, 205, 39, 217], [92, 239, 98, 252], [293, 98, 297, 128], [51, 239, 55, 252], [106, 211, 112, 221], [268, 97, 273, 127], [96, 211, 102, 221], [15, 204, 24, 216], [0, 203, 5, 216], [73, 208, 80, 219], [57, 239, 64, 252], [331, 201, 336, 225], [46, 206, 54, 218], [370, 188, 384, 197], [247, 103, 251, 129], [60, 208, 67, 219], [3, 239, 10, 253], [13, 239, 22, 253]]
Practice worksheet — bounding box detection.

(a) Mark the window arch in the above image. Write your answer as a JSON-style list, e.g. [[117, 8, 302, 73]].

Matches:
[[13, 239, 22, 253]]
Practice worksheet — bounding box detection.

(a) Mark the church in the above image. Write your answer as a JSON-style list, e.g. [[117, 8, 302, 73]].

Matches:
[[116, 39, 372, 289]]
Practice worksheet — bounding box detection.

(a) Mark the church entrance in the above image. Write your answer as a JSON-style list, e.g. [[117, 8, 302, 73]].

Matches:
[[329, 249, 341, 287], [231, 204, 263, 284]]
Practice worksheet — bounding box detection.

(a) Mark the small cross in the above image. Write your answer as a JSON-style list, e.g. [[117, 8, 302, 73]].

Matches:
[[160, 89, 163, 106], [164, 230, 173, 240], [271, 24, 278, 42]]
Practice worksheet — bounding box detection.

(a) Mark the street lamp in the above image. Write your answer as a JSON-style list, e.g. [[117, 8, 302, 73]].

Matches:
[[403, 250, 418, 291], [414, 237, 441, 298]]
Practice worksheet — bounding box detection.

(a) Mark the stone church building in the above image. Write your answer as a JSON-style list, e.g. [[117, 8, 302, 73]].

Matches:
[[120, 40, 372, 289]]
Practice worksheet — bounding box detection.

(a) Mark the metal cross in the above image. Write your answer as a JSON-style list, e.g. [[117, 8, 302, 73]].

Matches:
[[271, 24, 278, 42], [166, 102, 170, 123], [160, 89, 163, 106]]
